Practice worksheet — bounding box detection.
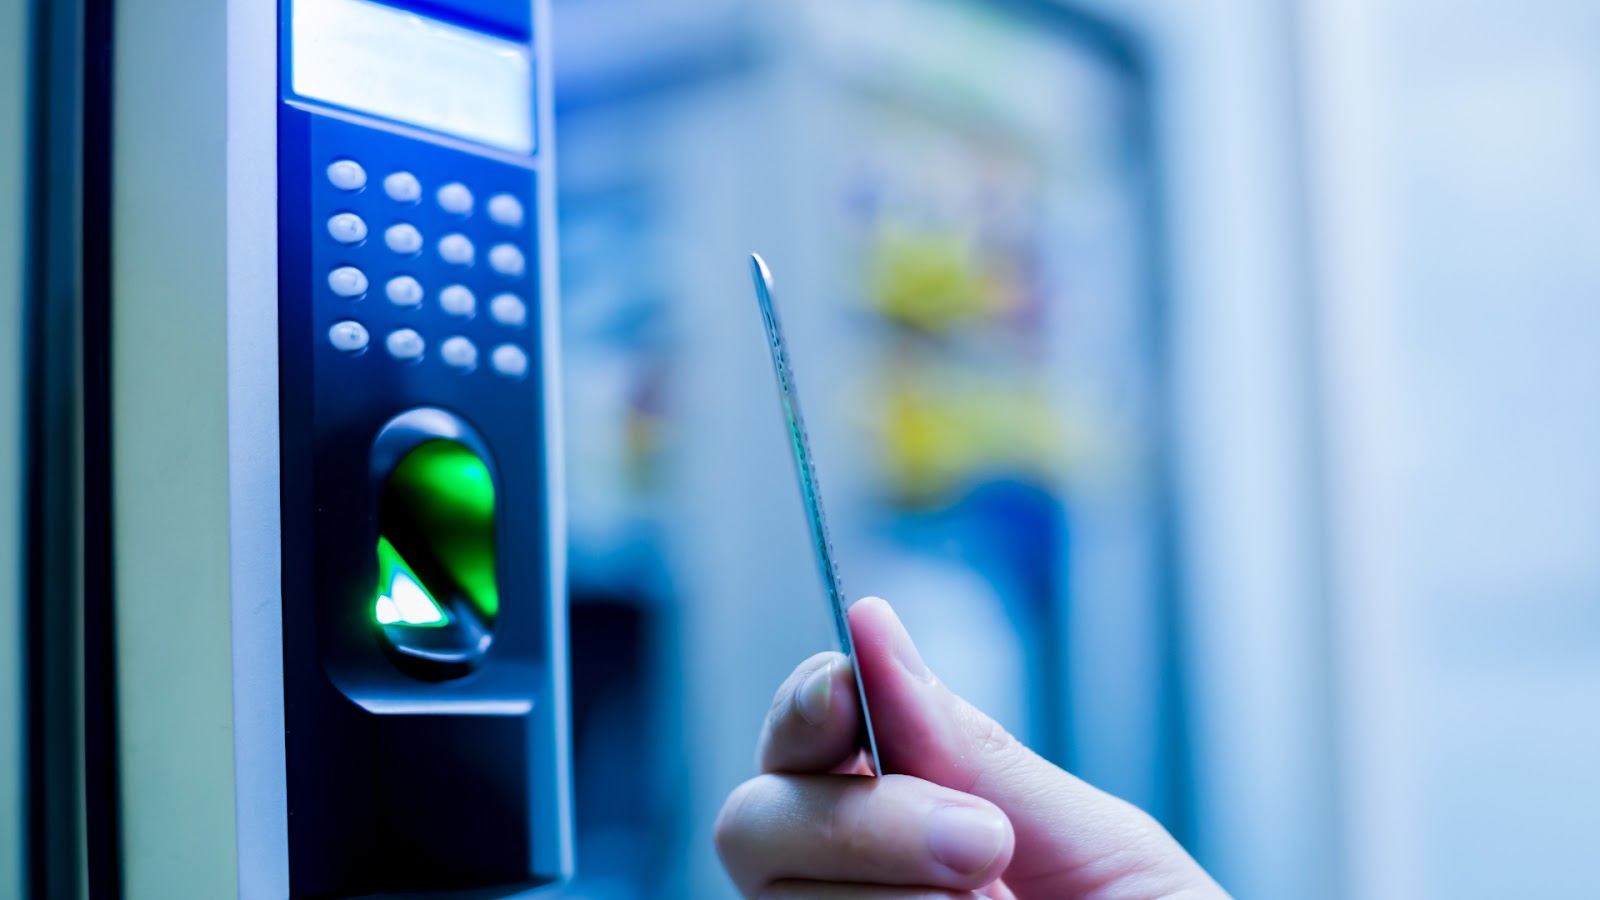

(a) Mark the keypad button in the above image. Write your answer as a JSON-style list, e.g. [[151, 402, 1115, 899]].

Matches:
[[437, 182, 473, 216], [326, 159, 367, 191], [489, 292, 528, 328], [328, 266, 368, 298], [491, 343, 529, 379], [386, 276, 424, 308], [488, 243, 526, 278], [328, 320, 369, 353], [384, 171, 421, 203], [384, 223, 423, 255], [439, 284, 476, 317], [386, 328, 425, 361], [441, 336, 478, 371], [487, 193, 524, 228], [327, 212, 368, 244], [438, 233, 474, 266]]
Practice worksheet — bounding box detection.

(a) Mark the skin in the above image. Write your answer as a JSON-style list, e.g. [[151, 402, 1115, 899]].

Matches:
[[715, 596, 1232, 900]]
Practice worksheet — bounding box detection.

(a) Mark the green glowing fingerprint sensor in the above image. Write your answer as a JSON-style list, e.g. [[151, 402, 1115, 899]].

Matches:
[[374, 438, 499, 678]]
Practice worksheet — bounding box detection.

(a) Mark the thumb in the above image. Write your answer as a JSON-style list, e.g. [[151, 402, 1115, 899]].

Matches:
[[849, 596, 1227, 899]]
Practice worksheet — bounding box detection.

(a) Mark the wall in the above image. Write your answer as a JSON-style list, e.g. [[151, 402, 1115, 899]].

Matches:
[[1304, 0, 1600, 896], [0, 0, 31, 894], [1078, 1, 1340, 897], [112, 0, 241, 894]]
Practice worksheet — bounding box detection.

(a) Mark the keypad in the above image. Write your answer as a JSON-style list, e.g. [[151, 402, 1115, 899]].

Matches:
[[441, 336, 478, 371], [328, 266, 368, 298], [438, 233, 474, 266], [326, 159, 367, 191], [489, 292, 527, 328], [437, 182, 474, 216], [439, 284, 475, 318], [386, 328, 425, 361], [384, 223, 423, 255], [327, 212, 368, 244], [384, 170, 422, 203], [328, 320, 369, 353], [487, 193, 524, 228], [488, 243, 525, 278], [491, 344, 529, 379], [386, 276, 424, 308], [313, 150, 534, 380]]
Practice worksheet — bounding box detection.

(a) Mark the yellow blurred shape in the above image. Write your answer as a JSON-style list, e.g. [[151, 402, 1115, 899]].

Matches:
[[868, 228, 996, 330], [874, 369, 1066, 506]]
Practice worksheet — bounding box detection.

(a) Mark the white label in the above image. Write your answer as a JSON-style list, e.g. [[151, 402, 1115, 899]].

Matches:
[[293, 0, 534, 154]]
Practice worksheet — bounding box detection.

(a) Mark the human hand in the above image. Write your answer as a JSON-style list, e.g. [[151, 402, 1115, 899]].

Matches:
[[715, 596, 1230, 899]]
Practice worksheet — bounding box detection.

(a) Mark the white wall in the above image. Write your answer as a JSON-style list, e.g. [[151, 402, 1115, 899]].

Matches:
[[1100, 2, 1600, 896], [112, 0, 242, 894], [1303, 0, 1600, 896], [1075, 2, 1340, 898]]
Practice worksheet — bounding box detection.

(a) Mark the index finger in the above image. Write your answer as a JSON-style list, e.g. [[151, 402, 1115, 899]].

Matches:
[[757, 651, 865, 774]]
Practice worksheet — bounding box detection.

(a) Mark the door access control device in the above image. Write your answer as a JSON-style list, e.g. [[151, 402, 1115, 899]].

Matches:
[[277, 0, 570, 894]]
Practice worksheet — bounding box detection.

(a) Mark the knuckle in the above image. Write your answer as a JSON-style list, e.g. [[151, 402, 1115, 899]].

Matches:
[[973, 714, 1016, 759], [713, 775, 767, 858], [953, 705, 1030, 797], [760, 655, 834, 741], [823, 778, 878, 862]]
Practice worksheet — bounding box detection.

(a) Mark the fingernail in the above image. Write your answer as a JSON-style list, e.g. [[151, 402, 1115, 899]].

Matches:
[[885, 603, 932, 683], [796, 660, 833, 726], [927, 805, 1006, 876]]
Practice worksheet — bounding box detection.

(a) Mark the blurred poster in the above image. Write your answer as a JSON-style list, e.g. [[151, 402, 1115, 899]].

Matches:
[[552, 0, 1175, 894]]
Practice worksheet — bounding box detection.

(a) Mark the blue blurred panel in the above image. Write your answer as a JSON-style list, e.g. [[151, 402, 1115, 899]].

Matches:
[[379, 0, 531, 39]]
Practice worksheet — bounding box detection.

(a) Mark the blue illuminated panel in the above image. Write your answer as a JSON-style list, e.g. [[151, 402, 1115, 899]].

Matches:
[[404, 0, 532, 40]]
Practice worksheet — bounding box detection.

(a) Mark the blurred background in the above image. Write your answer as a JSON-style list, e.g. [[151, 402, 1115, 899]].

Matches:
[[3, 0, 1599, 898], [543, 0, 1600, 898]]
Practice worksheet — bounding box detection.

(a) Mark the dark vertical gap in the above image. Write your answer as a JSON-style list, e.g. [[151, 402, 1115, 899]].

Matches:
[[22, 0, 86, 894], [1279, 1, 1345, 895], [81, 0, 119, 893], [1131, 56, 1198, 851]]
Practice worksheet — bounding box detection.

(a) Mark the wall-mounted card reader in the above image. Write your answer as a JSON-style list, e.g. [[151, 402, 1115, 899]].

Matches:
[[276, 0, 570, 895]]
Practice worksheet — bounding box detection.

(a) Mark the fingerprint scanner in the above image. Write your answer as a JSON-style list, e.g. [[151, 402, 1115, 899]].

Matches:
[[375, 437, 499, 678]]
